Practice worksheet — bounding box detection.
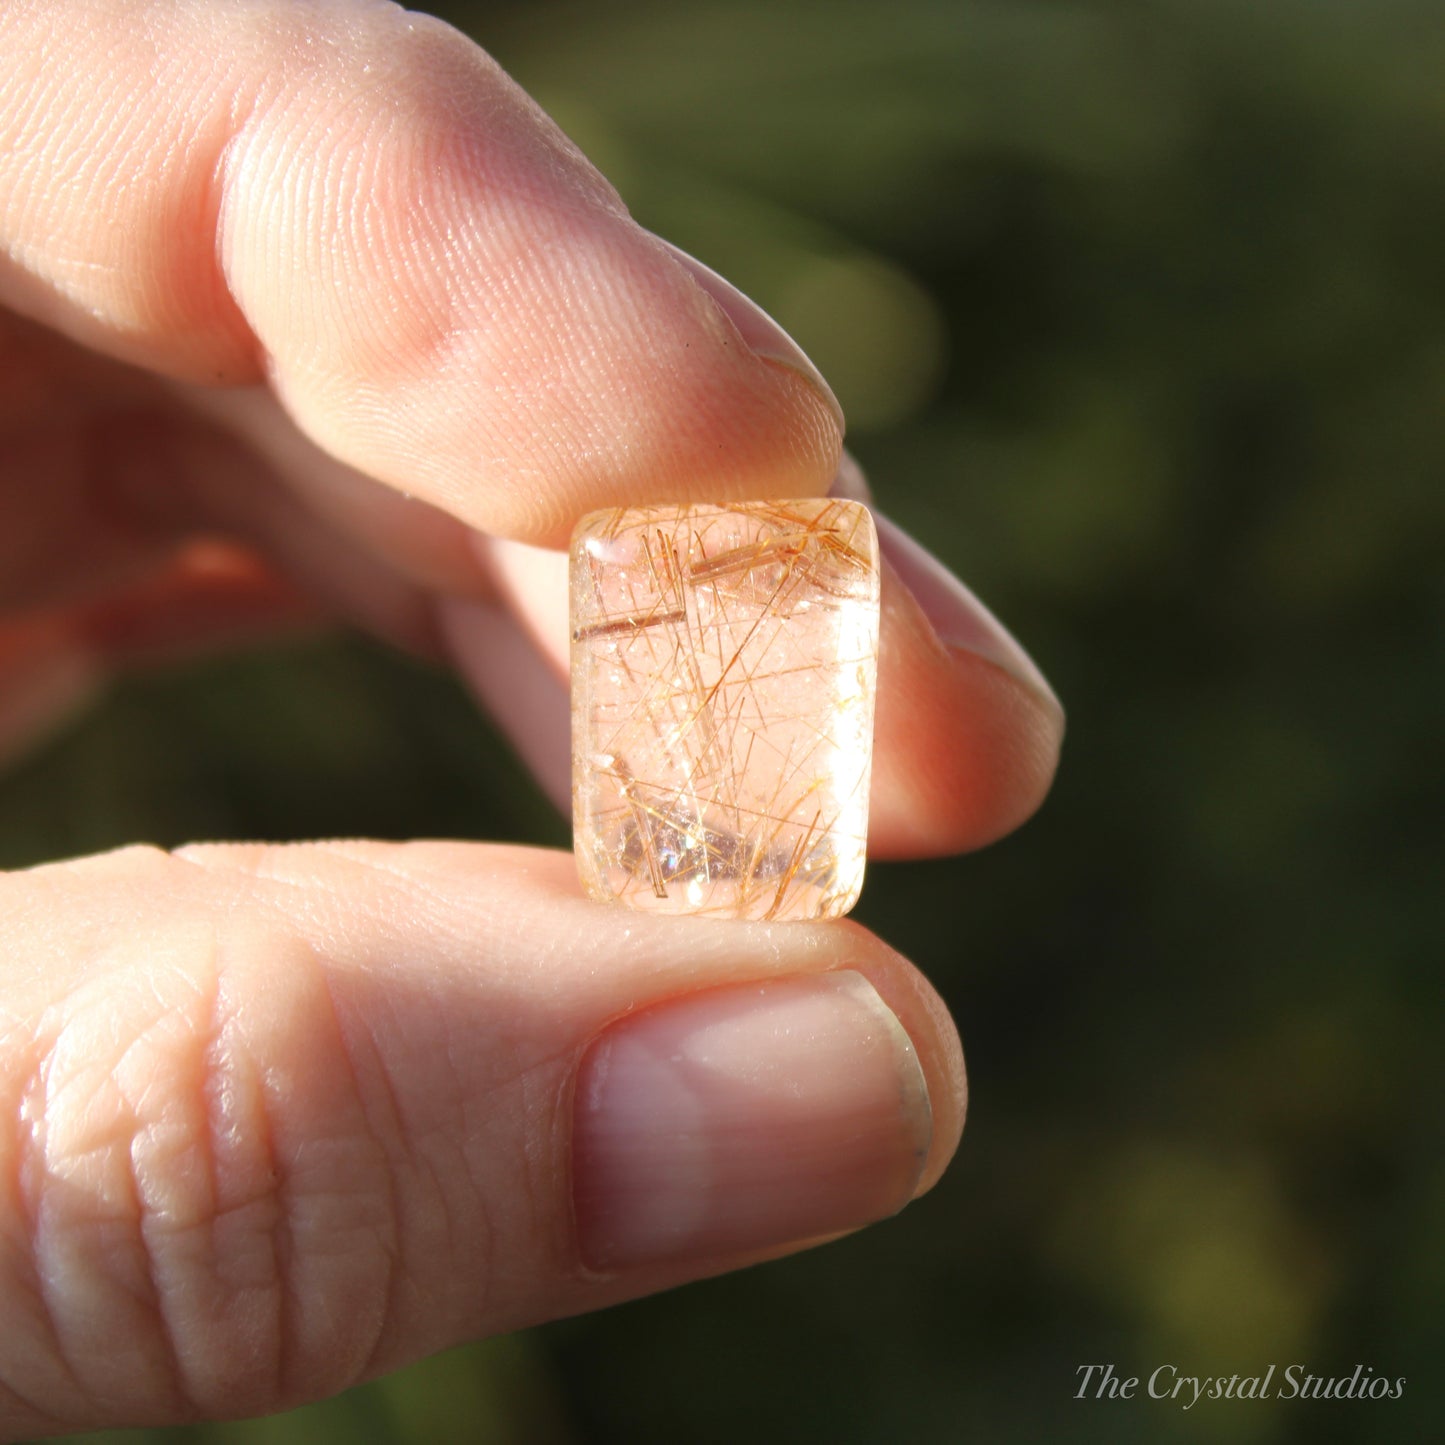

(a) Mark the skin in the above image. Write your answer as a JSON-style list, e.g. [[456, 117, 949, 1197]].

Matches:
[[0, 2, 1064, 1437]]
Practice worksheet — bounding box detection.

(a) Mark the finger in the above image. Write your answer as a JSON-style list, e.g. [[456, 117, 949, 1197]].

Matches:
[[0, 542, 322, 762], [451, 507, 1064, 858], [0, 305, 496, 624], [435, 595, 572, 809], [140, 420, 448, 655], [0, 841, 963, 1435], [3, 368, 1061, 857], [812, 452, 1064, 850], [869, 514, 1065, 853], [0, 0, 842, 547], [0, 617, 102, 768], [0, 344, 161, 614], [64, 540, 322, 665]]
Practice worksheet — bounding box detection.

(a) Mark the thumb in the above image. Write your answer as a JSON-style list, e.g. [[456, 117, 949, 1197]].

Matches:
[[0, 841, 963, 1436], [0, 1, 842, 546]]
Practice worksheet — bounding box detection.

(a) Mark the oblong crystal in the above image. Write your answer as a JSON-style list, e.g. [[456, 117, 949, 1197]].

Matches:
[[570, 498, 880, 921]]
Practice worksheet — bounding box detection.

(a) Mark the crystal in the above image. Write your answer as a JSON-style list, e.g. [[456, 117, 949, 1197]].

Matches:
[[570, 498, 880, 921]]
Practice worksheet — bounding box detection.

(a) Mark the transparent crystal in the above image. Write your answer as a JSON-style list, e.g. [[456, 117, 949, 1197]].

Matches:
[[571, 498, 880, 920]]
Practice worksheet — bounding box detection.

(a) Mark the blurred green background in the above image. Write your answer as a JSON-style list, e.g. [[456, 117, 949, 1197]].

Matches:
[[8, 0, 1443, 1441]]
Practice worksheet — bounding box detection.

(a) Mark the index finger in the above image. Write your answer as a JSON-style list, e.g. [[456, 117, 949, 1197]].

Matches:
[[0, 0, 842, 546]]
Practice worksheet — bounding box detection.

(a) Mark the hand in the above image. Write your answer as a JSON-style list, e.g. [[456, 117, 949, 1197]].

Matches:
[[0, 2, 1063, 1436]]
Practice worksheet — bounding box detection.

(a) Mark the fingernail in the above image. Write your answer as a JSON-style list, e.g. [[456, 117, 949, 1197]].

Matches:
[[875, 511, 1063, 719], [573, 970, 931, 1270], [658, 238, 845, 430]]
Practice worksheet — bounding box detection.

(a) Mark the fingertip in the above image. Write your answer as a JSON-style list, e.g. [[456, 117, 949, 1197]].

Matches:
[[572, 968, 933, 1270], [875, 511, 1062, 722], [870, 618, 1065, 857], [867, 537, 1064, 859], [829, 925, 968, 1199], [655, 237, 844, 433]]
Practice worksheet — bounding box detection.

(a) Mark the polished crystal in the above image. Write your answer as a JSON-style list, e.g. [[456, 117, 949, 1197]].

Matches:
[[571, 498, 880, 920]]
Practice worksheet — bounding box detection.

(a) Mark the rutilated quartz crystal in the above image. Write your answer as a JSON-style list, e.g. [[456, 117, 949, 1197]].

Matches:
[[570, 498, 880, 921]]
